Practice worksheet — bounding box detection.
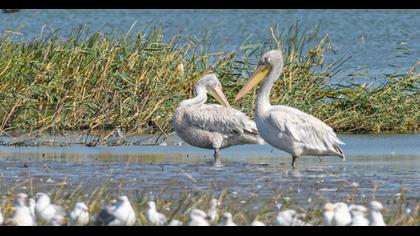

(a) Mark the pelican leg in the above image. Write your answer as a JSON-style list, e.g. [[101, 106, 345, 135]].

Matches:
[[292, 156, 298, 169], [213, 148, 222, 166]]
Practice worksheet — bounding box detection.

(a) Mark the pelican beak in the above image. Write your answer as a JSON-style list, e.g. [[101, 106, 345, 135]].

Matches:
[[234, 62, 272, 102], [209, 86, 231, 108]]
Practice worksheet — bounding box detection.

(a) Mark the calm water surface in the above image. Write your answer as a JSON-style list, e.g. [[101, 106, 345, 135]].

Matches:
[[0, 134, 419, 204], [1, 9, 419, 78]]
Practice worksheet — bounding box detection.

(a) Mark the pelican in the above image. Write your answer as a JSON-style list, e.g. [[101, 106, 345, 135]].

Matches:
[[234, 50, 345, 168], [173, 73, 263, 165]]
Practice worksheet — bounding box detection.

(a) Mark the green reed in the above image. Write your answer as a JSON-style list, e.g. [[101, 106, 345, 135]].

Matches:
[[0, 24, 418, 136]]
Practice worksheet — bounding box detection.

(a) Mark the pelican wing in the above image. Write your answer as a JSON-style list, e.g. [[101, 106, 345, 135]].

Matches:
[[268, 106, 344, 154], [183, 104, 258, 136]]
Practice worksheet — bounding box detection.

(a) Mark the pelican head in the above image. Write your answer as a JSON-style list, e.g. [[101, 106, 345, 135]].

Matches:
[[234, 50, 284, 102], [195, 73, 230, 107]]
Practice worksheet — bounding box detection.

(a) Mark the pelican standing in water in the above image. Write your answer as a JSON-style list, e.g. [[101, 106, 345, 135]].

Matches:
[[234, 50, 345, 168], [173, 73, 263, 165]]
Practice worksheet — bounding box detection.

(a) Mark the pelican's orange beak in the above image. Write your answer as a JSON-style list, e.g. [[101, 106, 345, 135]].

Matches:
[[209, 86, 231, 108], [234, 62, 272, 102]]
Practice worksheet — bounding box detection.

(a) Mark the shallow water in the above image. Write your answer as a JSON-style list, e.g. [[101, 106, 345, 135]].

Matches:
[[1, 9, 419, 78], [0, 134, 419, 205]]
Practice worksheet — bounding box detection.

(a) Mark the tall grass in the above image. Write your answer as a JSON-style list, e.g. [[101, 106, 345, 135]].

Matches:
[[0, 24, 418, 136]]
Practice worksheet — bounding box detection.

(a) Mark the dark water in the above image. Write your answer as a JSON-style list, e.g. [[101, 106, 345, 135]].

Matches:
[[0, 134, 419, 204], [1, 9, 419, 78]]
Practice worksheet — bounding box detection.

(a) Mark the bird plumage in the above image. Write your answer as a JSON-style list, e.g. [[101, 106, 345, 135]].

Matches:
[[173, 73, 263, 164], [35, 193, 66, 226], [234, 49, 345, 168], [70, 202, 90, 226]]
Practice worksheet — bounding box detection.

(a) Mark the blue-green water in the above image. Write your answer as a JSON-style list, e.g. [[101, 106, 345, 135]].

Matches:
[[1, 9, 419, 78], [0, 134, 419, 204]]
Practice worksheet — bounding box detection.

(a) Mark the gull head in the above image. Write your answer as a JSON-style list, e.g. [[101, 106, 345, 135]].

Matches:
[[323, 202, 335, 212], [334, 202, 349, 211], [118, 196, 129, 203], [147, 201, 156, 209], [35, 193, 51, 206], [222, 212, 233, 220], [15, 193, 29, 206], [349, 204, 367, 213], [369, 201, 384, 211], [210, 198, 221, 208], [76, 202, 89, 212]]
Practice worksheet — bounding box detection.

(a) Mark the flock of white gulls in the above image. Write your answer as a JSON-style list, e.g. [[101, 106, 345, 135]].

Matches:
[[0, 193, 388, 226]]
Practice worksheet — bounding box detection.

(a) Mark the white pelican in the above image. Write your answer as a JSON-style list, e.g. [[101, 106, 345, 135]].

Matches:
[[173, 73, 263, 165], [234, 50, 345, 168]]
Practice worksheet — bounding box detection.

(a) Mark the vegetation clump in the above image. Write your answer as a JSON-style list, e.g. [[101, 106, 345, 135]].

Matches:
[[0, 24, 418, 136]]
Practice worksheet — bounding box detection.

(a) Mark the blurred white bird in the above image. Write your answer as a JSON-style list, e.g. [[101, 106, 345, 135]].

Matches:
[[250, 220, 265, 226], [168, 219, 183, 226], [28, 198, 37, 225], [368, 201, 386, 226], [35, 193, 66, 226], [218, 212, 237, 226], [349, 205, 369, 226], [322, 202, 335, 226], [12, 193, 36, 226], [405, 208, 412, 218], [0, 207, 4, 225], [207, 198, 220, 223], [331, 202, 352, 226], [146, 201, 167, 226], [188, 209, 210, 226], [107, 196, 136, 226], [276, 209, 309, 226], [70, 202, 90, 226]]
